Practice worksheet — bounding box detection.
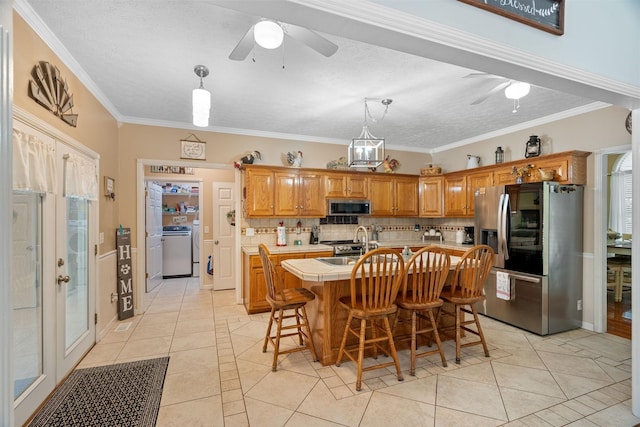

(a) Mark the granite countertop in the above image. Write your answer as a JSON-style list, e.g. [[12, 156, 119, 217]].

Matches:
[[282, 254, 462, 282]]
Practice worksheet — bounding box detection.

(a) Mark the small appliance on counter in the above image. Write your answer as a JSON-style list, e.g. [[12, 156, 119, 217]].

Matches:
[[463, 226, 474, 244], [309, 225, 319, 244]]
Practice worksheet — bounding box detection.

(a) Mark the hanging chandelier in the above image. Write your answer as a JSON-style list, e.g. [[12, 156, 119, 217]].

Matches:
[[192, 65, 211, 127], [348, 98, 392, 168]]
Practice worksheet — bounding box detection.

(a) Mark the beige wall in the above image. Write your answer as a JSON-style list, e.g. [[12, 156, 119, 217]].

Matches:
[[118, 123, 429, 247], [13, 13, 121, 335]]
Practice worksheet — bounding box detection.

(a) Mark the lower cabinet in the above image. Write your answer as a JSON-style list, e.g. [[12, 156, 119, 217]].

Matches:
[[243, 250, 332, 314]]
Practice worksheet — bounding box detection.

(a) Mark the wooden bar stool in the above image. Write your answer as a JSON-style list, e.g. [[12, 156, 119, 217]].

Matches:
[[608, 256, 632, 302], [439, 244, 494, 364], [393, 246, 451, 375], [335, 248, 405, 391], [258, 244, 318, 371]]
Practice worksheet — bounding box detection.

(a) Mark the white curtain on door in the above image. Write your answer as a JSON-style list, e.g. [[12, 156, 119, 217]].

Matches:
[[12, 129, 57, 193], [608, 171, 631, 234], [64, 153, 98, 200]]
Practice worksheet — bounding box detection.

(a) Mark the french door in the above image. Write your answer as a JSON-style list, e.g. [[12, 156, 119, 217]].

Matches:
[[13, 133, 96, 425]]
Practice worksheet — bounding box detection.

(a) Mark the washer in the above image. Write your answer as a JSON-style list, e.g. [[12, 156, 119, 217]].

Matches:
[[162, 225, 192, 278], [192, 220, 200, 277]]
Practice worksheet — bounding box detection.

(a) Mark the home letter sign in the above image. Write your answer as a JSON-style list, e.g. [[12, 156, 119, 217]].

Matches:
[[116, 227, 134, 320]]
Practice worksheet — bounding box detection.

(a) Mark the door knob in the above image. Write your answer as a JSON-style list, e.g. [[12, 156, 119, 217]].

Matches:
[[215, 240, 219, 245], [57, 275, 70, 285]]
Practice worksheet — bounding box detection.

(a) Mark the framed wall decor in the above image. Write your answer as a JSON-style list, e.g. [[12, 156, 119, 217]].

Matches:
[[180, 139, 206, 160], [458, 0, 564, 36], [104, 176, 115, 200]]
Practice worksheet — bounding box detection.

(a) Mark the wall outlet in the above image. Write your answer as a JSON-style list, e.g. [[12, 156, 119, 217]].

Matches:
[[246, 227, 255, 236], [577, 299, 582, 311]]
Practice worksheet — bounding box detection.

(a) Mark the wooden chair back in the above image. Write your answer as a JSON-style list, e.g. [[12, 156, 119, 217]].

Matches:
[[401, 246, 451, 304], [348, 248, 404, 310], [451, 244, 494, 298], [258, 243, 279, 301]]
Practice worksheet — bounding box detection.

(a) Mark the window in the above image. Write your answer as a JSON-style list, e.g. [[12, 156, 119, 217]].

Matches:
[[609, 151, 632, 235]]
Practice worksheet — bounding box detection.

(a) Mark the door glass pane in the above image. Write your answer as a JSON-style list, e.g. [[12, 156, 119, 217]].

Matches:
[[12, 192, 43, 399], [65, 197, 89, 348]]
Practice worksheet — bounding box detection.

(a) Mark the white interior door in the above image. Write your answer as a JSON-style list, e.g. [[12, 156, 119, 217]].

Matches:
[[55, 142, 96, 380], [212, 181, 236, 290], [146, 181, 163, 292]]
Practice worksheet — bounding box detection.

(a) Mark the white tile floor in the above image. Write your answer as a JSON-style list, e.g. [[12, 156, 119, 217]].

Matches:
[[78, 277, 640, 427]]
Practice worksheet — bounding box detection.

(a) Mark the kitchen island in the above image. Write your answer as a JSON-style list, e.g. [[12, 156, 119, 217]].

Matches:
[[281, 254, 461, 366]]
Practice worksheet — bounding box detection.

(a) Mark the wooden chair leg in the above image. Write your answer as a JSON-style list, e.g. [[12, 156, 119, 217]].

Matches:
[[300, 305, 318, 362], [263, 308, 276, 353], [335, 312, 353, 367], [272, 308, 285, 371], [295, 307, 304, 345], [428, 309, 447, 367], [455, 304, 462, 364], [382, 316, 403, 383], [471, 305, 490, 358], [355, 318, 367, 391], [410, 311, 417, 376]]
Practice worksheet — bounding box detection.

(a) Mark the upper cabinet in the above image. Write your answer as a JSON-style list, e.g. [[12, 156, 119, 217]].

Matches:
[[274, 170, 326, 217], [369, 175, 419, 217], [244, 166, 326, 218], [419, 176, 443, 217], [444, 171, 492, 217], [325, 172, 368, 198]]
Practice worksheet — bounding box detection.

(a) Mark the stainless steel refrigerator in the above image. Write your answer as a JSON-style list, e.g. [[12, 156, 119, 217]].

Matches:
[[474, 182, 584, 335]]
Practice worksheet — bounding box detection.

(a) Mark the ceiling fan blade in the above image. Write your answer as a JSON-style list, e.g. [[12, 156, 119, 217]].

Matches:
[[464, 72, 505, 80], [283, 23, 338, 57], [471, 80, 511, 105], [229, 25, 255, 60]]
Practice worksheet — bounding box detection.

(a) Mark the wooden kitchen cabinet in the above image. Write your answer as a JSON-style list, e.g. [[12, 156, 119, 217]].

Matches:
[[274, 170, 326, 217], [419, 176, 443, 217], [244, 167, 275, 217], [492, 151, 589, 185], [243, 250, 333, 314], [369, 175, 418, 217], [325, 172, 368, 198], [444, 171, 492, 217], [244, 166, 326, 218]]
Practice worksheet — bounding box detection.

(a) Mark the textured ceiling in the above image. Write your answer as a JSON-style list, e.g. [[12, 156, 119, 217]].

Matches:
[[22, 0, 598, 152]]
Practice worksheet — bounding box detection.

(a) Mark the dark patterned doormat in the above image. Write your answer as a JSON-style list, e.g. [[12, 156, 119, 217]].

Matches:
[[29, 357, 169, 427]]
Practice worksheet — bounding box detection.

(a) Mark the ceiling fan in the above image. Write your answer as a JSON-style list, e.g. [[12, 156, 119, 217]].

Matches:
[[465, 73, 531, 112], [229, 19, 339, 61]]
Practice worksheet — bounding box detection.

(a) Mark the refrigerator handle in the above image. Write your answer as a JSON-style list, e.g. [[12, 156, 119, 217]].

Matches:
[[501, 193, 510, 260], [497, 194, 505, 261]]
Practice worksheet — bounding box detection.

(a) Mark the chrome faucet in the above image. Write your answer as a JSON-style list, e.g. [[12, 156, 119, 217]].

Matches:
[[354, 225, 369, 255]]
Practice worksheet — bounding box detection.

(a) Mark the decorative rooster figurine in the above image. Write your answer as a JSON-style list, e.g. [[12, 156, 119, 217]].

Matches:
[[234, 150, 261, 169], [286, 150, 303, 167], [382, 156, 399, 173]]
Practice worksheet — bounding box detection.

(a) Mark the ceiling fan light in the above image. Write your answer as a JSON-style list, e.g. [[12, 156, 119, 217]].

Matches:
[[254, 20, 284, 49], [505, 82, 530, 100]]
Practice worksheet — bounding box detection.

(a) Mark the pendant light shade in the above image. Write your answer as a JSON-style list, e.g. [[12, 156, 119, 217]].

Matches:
[[192, 65, 210, 127], [254, 20, 284, 49], [348, 98, 391, 168]]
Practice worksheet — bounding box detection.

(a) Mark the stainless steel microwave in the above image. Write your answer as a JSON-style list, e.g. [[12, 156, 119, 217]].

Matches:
[[327, 199, 371, 216]]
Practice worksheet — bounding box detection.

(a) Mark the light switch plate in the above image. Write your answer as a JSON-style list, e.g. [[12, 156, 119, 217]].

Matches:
[[204, 225, 209, 233], [99, 232, 104, 244]]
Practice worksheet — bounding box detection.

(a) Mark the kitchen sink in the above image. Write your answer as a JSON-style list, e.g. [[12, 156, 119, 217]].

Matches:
[[316, 256, 360, 265]]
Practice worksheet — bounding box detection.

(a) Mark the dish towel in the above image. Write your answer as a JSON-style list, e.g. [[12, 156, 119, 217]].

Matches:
[[496, 271, 511, 300]]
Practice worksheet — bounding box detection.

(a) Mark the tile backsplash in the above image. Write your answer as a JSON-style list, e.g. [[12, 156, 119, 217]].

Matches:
[[240, 217, 473, 246]]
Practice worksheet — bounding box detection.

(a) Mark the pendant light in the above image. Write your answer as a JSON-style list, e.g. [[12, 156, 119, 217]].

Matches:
[[348, 98, 391, 168], [192, 65, 211, 127]]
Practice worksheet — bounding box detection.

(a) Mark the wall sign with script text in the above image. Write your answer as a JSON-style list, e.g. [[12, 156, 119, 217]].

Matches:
[[459, 0, 564, 35], [116, 227, 134, 320]]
